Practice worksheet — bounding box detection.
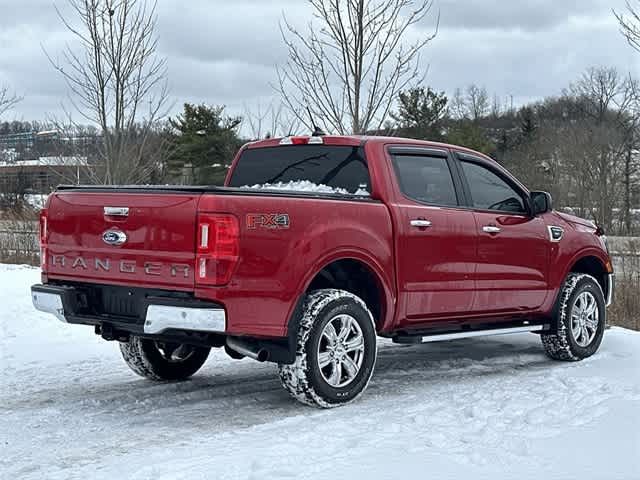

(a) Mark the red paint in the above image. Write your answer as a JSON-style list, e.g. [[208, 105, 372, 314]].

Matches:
[[41, 136, 612, 339]]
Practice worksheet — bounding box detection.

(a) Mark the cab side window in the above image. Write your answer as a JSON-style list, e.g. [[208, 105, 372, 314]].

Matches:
[[460, 161, 526, 214], [392, 155, 459, 207]]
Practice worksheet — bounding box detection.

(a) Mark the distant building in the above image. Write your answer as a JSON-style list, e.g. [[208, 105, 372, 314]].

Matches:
[[0, 130, 59, 151], [0, 156, 90, 193], [0, 129, 101, 194]]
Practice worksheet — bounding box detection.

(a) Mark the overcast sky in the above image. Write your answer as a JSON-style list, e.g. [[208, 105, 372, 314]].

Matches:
[[1, 0, 639, 126]]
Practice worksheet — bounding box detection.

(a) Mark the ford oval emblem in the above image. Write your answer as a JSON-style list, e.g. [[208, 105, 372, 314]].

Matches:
[[102, 230, 127, 246]]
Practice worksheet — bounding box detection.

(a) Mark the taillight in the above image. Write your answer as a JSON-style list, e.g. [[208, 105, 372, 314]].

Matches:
[[196, 213, 239, 286], [39, 209, 48, 271]]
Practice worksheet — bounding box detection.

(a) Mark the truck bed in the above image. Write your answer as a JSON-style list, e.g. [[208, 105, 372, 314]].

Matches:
[[41, 186, 394, 338]]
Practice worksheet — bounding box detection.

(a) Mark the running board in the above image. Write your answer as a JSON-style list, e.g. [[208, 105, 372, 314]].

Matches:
[[393, 324, 549, 344]]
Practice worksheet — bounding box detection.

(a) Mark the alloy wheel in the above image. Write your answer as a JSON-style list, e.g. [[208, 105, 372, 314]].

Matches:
[[317, 314, 366, 388], [570, 291, 600, 348]]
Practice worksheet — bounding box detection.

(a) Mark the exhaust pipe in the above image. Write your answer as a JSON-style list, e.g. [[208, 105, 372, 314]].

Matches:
[[226, 337, 270, 362]]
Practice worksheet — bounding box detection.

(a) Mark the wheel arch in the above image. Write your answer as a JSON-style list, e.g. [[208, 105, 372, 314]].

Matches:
[[297, 252, 395, 333], [565, 252, 609, 297]]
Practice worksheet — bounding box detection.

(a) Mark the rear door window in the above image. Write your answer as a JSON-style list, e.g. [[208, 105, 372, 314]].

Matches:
[[229, 145, 370, 195], [391, 154, 459, 207]]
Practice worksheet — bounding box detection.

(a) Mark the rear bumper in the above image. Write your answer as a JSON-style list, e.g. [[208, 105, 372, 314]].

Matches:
[[31, 287, 66, 322], [145, 304, 225, 334], [31, 283, 296, 364], [31, 284, 226, 335]]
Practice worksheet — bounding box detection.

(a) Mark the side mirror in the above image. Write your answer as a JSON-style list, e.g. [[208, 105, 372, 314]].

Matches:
[[531, 191, 553, 216]]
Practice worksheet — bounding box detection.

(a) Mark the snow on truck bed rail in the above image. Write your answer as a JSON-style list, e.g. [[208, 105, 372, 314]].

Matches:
[[241, 180, 370, 196], [1, 264, 639, 480]]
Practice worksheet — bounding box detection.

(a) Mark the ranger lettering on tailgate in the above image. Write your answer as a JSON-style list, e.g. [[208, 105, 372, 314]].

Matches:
[[49, 255, 190, 278]]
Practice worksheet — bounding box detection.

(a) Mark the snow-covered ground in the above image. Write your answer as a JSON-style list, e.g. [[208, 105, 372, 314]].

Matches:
[[1, 264, 639, 480]]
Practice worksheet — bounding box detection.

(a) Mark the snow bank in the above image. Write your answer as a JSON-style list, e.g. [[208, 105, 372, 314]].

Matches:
[[1, 264, 639, 480], [24, 194, 48, 209], [241, 180, 370, 196]]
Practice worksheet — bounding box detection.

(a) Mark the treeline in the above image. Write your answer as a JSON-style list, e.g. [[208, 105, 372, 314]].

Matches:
[[151, 65, 640, 235], [2, 65, 640, 234], [165, 65, 640, 235], [391, 67, 640, 235]]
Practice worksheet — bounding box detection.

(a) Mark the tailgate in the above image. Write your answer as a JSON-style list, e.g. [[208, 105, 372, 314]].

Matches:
[[44, 191, 200, 290]]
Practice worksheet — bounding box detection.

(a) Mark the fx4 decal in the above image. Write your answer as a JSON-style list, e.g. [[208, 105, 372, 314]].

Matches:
[[246, 213, 290, 230]]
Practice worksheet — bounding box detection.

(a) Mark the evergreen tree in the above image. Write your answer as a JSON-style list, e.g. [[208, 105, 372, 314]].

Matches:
[[167, 104, 242, 185], [445, 122, 495, 156], [519, 106, 537, 143], [391, 87, 448, 140]]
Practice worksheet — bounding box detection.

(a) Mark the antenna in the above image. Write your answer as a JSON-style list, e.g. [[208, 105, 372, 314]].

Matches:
[[306, 106, 326, 137]]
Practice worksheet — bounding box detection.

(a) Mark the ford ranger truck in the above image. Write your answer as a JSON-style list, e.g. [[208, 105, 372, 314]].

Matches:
[[31, 135, 614, 408]]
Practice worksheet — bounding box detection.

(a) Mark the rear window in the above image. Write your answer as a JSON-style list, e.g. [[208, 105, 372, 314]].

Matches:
[[229, 145, 371, 195]]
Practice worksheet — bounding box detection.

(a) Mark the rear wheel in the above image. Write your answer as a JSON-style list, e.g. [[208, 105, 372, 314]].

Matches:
[[119, 336, 210, 381], [541, 273, 606, 361], [278, 289, 377, 408]]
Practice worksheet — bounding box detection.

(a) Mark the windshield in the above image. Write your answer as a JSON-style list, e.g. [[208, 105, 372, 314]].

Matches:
[[228, 145, 371, 195]]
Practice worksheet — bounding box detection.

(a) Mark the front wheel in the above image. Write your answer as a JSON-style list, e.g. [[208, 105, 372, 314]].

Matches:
[[119, 336, 210, 381], [541, 273, 606, 361], [278, 289, 378, 408]]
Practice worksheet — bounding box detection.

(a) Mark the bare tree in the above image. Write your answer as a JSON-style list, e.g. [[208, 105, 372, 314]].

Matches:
[[615, 1, 640, 52], [47, 0, 168, 184], [243, 101, 301, 140], [0, 86, 23, 212], [450, 87, 466, 120], [499, 78, 640, 235], [613, 4, 640, 234], [566, 67, 640, 232], [0, 85, 21, 119], [466, 84, 490, 121], [277, 0, 439, 135], [449, 84, 490, 121]]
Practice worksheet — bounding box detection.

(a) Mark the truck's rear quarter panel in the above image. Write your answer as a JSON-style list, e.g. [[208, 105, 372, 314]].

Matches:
[[196, 194, 395, 337]]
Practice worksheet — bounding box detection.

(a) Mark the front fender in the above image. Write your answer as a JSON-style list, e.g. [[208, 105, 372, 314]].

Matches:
[[556, 247, 610, 290]]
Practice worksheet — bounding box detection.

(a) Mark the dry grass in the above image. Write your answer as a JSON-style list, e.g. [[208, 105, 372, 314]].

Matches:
[[608, 242, 640, 332], [608, 284, 640, 331], [0, 219, 39, 266]]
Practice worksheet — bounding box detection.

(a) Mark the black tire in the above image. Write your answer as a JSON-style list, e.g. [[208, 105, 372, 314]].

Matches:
[[541, 273, 606, 361], [278, 289, 377, 408], [119, 336, 210, 381]]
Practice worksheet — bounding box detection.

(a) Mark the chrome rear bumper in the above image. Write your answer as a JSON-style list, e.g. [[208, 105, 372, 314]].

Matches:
[[31, 284, 226, 335], [32, 290, 67, 323], [144, 305, 226, 334]]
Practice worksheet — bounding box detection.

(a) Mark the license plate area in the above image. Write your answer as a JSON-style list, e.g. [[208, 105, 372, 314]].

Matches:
[[99, 286, 148, 319], [48, 282, 199, 323]]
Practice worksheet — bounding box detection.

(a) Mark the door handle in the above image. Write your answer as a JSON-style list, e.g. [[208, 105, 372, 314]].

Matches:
[[410, 219, 432, 228], [104, 207, 129, 217], [483, 225, 501, 234]]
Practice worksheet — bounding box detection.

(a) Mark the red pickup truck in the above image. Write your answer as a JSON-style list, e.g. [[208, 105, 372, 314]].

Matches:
[[32, 135, 614, 408]]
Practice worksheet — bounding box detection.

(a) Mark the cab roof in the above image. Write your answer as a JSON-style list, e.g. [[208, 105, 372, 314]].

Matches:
[[243, 135, 492, 161]]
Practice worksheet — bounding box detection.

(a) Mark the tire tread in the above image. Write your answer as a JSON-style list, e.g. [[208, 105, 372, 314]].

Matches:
[[278, 289, 376, 408], [119, 336, 209, 381], [541, 273, 604, 361]]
